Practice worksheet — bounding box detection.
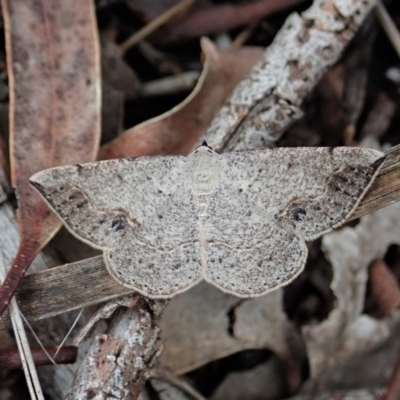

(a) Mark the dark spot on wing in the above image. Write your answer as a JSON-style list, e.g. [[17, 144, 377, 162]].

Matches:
[[111, 215, 126, 231], [292, 208, 307, 222], [76, 200, 88, 209]]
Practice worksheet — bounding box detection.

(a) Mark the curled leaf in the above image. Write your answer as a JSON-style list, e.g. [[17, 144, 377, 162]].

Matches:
[[99, 38, 264, 159], [0, 0, 101, 318]]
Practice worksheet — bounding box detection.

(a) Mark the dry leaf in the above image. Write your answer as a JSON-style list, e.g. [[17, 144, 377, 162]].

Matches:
[[154, 0, 306, 46], [99, 38, 264, 159], [303, 201, 400, 378], [160, 282, 305, 379], [150, 380, 193, 400], [101, 36, 141, 98], [369, 259, 400, 316], [211, 358, 286, 400], [0, 0, 101, 317]]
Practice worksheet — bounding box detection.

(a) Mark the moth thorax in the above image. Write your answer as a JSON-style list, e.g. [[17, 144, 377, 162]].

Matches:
[[195, 194, 210, 217], [192, 162, 219, 195]]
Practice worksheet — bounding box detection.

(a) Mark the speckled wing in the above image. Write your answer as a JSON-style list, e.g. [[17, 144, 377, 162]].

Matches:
[[103, 182, 202, 298], [30, 156, 202, 297], [204, 147, 385, 297]]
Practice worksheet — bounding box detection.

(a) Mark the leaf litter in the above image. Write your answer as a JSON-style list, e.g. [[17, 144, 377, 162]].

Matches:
[[0, 0, 101, 320], [2, 0, 400, 399]]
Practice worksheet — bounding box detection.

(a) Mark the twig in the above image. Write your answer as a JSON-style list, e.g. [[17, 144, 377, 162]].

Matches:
[[137, 40, 183, 75], [0, 251, 44, 399], [375, 1, 400, 60], [73, 295, 138, 345], [135, 71, 200, 98], [0, 346, 77, 370], [65, 298, 167, 400], [1, 143, 400, 331], [0, 157, 90, 395], [199, 0, 376, 152], [120, 0, 195, 55], [229, 22, 259, 51], [155, 0, 306, 46]]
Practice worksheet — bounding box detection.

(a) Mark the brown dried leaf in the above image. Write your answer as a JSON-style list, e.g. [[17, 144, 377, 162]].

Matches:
[[160, 282, 305, 380], [369, 259, 400, 316], [303, 201, 400, 378], [99, 38, 264, 160], [154, 0, 306, 46], [0, 0, 101, 317]]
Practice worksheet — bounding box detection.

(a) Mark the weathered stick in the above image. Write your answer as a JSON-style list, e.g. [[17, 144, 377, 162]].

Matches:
[[352, 145, 400, 219], [0, 143, 399, 332], [65, 299, 166, 400], [200, 0, 376, 152]]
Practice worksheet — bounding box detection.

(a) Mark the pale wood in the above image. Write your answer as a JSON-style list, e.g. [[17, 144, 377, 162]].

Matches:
[[0, 256, 133, 330], [351, 144, 400, 220], [1, 143, 399, 332], [200, 0, 376, 152], [65, 298, 166, 400]]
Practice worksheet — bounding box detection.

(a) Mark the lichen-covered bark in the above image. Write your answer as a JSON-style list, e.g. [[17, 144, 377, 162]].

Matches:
[[66, 299, 167, 400], [200, 0, 375, 152]]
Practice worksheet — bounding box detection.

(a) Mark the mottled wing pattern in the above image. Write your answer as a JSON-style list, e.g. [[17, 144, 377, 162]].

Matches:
[[30, 155, 203, 297], [30, 156, 186, 249], [275, 148, 384, 239], [105, 184, 202, 297], [204, 186, 307, 297], [204, 147, 384, 297]]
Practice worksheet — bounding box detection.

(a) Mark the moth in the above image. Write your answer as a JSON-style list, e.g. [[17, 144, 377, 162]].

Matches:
[[30, 144, 385, 298]]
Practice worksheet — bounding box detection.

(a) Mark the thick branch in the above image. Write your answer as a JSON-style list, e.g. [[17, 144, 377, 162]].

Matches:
[[65, 299, 166, 400]]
